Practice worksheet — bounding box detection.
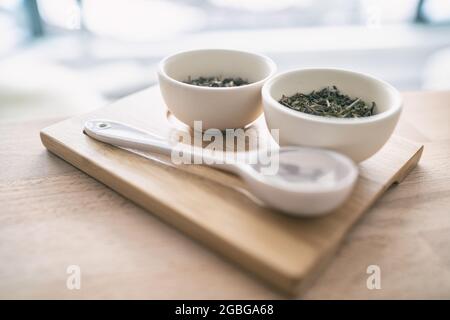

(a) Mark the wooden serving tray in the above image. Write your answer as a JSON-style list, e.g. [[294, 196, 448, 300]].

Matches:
[[40, 86, 423, 295]]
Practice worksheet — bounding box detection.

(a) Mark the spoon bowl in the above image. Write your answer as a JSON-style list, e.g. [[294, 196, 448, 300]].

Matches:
[[239, 147, 357, 216]]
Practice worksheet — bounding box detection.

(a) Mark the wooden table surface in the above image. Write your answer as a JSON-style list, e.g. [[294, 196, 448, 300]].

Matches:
[[1, 90, 450, 299]]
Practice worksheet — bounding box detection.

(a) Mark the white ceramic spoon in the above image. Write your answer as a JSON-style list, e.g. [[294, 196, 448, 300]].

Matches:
[[84, 119, 358, 217]]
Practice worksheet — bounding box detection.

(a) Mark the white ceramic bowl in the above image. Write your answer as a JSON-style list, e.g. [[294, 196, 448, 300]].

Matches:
[[158, 49, 277, 130], [262, 68, 403, 162]]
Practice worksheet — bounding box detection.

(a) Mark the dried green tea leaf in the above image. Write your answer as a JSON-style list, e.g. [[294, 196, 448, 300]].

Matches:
[[279, 86, 376, 118], [184, 76, 249, 87]]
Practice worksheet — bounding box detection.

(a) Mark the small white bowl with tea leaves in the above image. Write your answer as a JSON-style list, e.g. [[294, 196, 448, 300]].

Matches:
[[158, 49, 277, 130], [262, 68, 403, 162]]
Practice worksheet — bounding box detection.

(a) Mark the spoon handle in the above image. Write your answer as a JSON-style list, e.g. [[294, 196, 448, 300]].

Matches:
[[84, 119, 173, 156], [84, 119, 242, 174]]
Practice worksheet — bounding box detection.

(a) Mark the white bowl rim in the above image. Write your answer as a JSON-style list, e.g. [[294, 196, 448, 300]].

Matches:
[[158, 48, 277, 91], [262, 67, 403, 125]]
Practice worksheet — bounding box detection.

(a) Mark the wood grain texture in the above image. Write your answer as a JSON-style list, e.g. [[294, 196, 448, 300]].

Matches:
[[1, 90, 448, 299], [38, 86, 423, 295]]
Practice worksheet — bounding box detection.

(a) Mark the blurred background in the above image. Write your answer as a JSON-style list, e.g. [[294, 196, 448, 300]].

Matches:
[[1, 0, 450, 122]]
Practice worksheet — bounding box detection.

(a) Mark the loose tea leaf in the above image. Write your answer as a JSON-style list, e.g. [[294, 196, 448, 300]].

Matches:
[[184, 76, 249, 87], [279, 86, 376, 118]]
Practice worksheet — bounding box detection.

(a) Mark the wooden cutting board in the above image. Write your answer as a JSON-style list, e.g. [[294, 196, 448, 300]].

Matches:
[[40, 86, 423, 295]]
